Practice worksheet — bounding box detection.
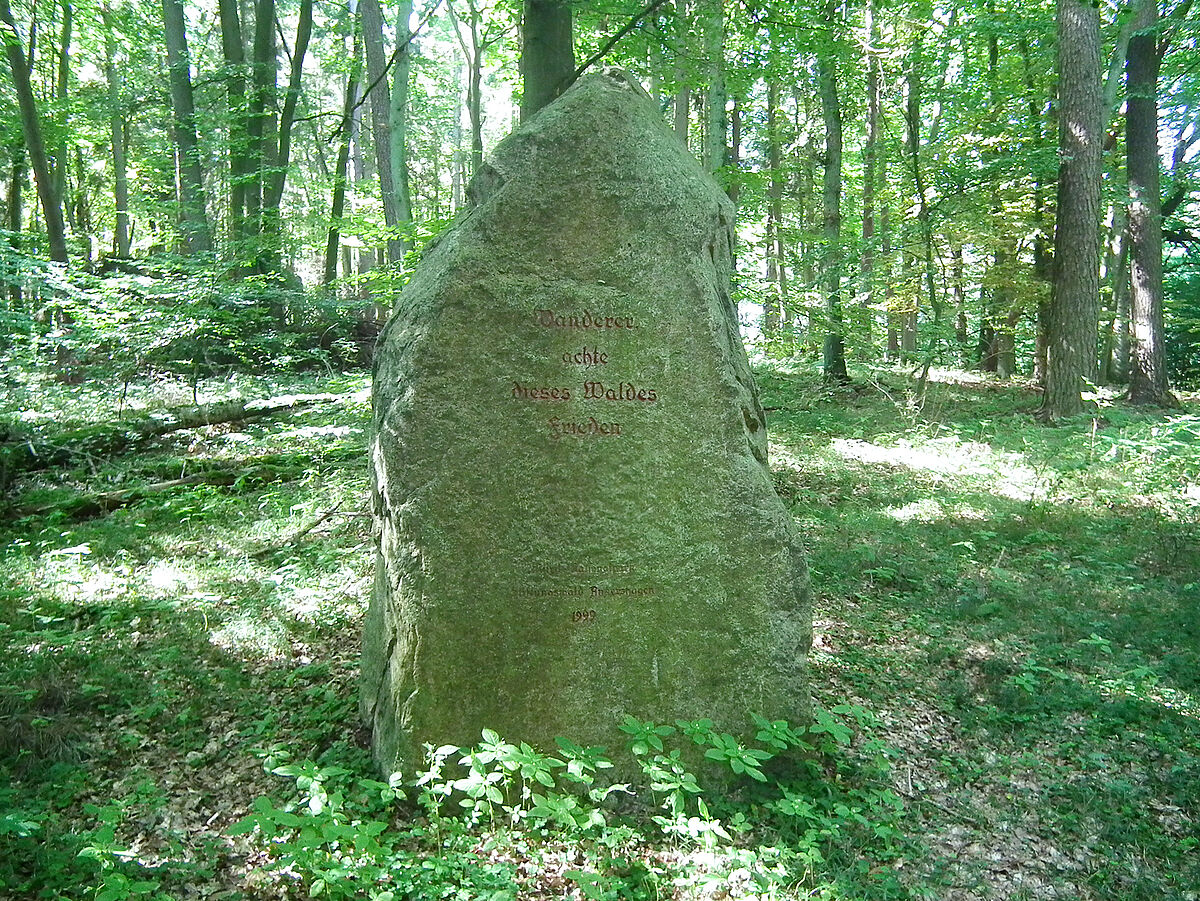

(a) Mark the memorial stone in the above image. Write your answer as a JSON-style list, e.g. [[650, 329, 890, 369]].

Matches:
[[362, 69, 811, 771]]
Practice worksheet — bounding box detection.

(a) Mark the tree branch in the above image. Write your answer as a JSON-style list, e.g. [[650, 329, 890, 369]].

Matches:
[[569, 0, 672, 85]]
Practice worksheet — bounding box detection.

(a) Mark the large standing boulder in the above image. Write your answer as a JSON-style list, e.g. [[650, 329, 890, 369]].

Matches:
[[363, 70, 811, 772]]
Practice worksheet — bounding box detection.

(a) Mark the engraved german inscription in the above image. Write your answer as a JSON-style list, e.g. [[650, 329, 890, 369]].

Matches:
[[583, 381, 658, 402], [548, 416, 622, 439], [536, 309, 635, 329]]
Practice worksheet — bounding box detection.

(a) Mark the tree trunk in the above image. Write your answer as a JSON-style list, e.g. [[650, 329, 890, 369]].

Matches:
[[447, 0, 485, 181], [861, 0, 880, 346], [1040, 0, 1102, 420], [906, 24, 939, 363], [671, 0, 689, 145], [325, 30, 362, 285], [701, 0, 726, 181], [883, 207, 898, 361], [260, 0, 313, 267], [245, 0, 277, 250], [361, 0, 404, 264], [218, 0, 251, 246], [1, 0, 69, 262], [1125, 0, 1171, 405], [952, 244, 969, 365], [7, 143, 24, 303], [161, 0, 213, 255], [1, 394, 340, 482], [763, 79, 785, 338], [54, 0, 72, 230], [520, 0, 574, 120], [1100, 201, 1130, 382], [391, 0, 415, 255], [818, 35, 847, 383], [100, 4, 130, 258]]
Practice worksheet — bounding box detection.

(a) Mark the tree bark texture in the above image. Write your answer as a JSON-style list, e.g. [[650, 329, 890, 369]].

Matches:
[[161, 0, 213, 255], [1, 0, 69, 262], [1125, 0, 1171, 405], [1101, 201, 1130, 382], [1041, 0, 1102, 420], [672, 0, 689, 145], [520, 0, 575, 120]]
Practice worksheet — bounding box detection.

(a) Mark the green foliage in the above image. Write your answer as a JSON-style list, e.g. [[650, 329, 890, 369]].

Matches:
[[231, 705, 904, 900], [0, 244, 376, 385], [1165, 259, 1200, 388]]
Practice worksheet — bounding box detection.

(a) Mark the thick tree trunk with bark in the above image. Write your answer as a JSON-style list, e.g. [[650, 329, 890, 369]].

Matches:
[[520, 0, 575, 120], [161, 0, 213, 255], [1040, 0, 1102, 420], [1, 0, 69, 262], [1126, 0, 1172, 405]]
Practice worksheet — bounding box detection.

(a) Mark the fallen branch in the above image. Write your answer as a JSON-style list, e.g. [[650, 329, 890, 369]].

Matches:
[[252, 503, 345, 559], [0, 393, 341, 486], [14, 463, 300, 521]]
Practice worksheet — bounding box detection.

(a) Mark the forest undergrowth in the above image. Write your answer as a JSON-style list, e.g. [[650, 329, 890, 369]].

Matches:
[[1, 362, 1197, 900]]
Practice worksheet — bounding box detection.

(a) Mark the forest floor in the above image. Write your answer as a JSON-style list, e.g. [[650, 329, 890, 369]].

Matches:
[[1, 363, 1198, 900]]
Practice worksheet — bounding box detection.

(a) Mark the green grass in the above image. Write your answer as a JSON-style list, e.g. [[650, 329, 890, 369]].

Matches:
[[760, 363, 1200, 900], [1, 362, 1198, 900]]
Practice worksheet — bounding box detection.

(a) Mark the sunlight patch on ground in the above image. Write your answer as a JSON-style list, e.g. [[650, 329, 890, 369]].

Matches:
[[146, 560, 198, 594], [265, 562, 370, 625], [208, 616, 291, 658], [40, 554, 129, 603], [767, 443, 807, 471], [274, 424, 361, 441], [830, 436, 1046, 501], [885, 498, 990, 522], [1091, 674, 1200, 721]]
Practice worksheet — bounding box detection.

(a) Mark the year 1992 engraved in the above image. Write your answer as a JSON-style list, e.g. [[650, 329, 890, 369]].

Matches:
[[572, 609, 597, 623]]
